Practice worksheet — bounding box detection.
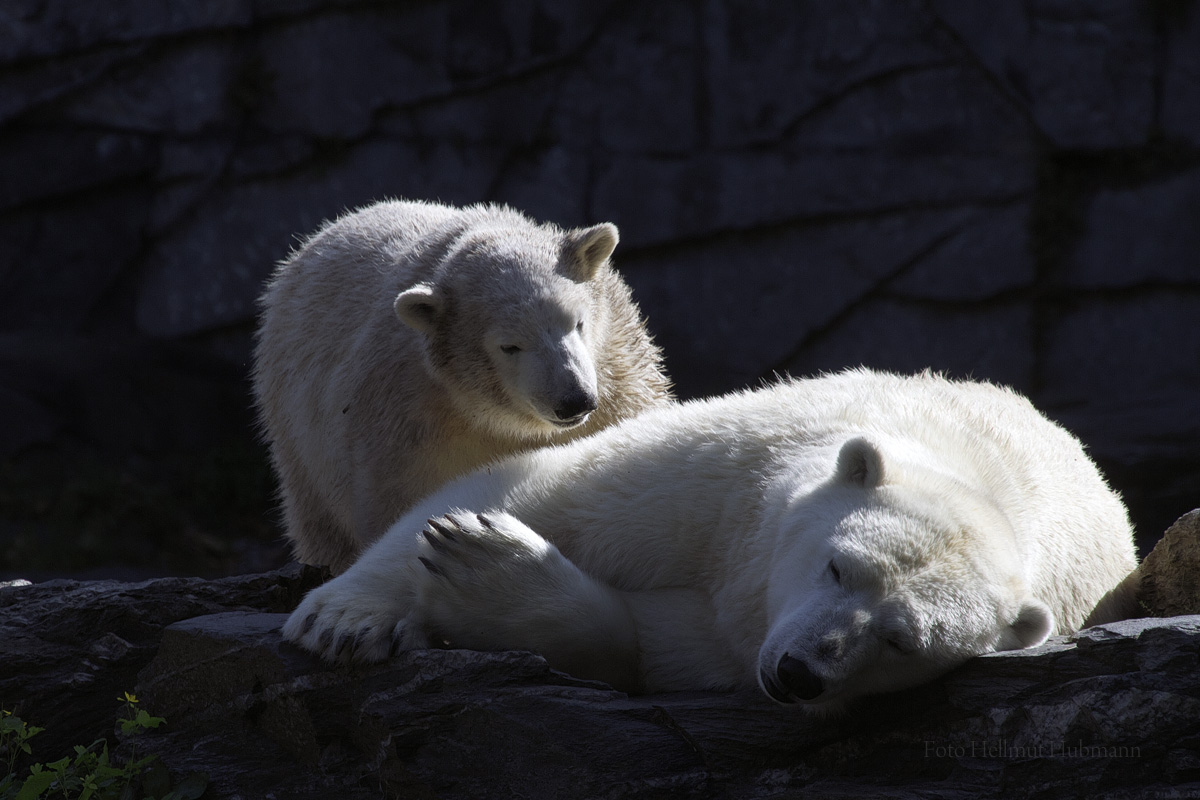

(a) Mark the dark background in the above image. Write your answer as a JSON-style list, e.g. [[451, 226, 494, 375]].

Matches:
[[1, 0, 1197, 580]]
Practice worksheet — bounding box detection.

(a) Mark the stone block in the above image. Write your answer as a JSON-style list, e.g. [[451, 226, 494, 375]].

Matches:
[[888, 203, 1035, 301], [135, 138, 499, 337], [703, 0, 946, 149], [0, 46, 132, 125], [59, 40, 237, 134], [253, 1, 616, 140], [548, 3, 699, 155], [0, 384, 60, 457], [621, 208, 1002, 398], [783, 298, 1034, 392], [1067, 167, 1200, 288], [0, 565, 327, 761], [0, 128, 154, 210], [392, 73, 558, 147], [1138, 509, 1200, 617], [1039, 294, 1200, 545], [1162, 4, 1200, 146], [1040, 293, 1200, 409], [126, 604, 1200, 799], [0, 0, 251, 62], [486, 145, 591, 229], [0, 193, 148, 329], [929, 0, 1158, 148], [254, 7, 450, 138], [594, 62, 1034, 247]]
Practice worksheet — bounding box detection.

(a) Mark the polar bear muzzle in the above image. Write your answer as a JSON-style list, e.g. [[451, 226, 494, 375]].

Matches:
[[761, 653, 825, 704]]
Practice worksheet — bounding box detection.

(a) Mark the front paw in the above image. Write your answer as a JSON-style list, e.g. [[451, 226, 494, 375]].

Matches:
[[282, 570, 426, 663], [413, 511, 577, 647]]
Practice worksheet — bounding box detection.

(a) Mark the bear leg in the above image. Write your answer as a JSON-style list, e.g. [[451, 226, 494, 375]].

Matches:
[[414, 511, 641, 690]]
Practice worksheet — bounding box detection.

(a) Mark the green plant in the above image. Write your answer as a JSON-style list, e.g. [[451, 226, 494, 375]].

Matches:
[[0, 694, 206, 800], [0, 710, 43, 797]]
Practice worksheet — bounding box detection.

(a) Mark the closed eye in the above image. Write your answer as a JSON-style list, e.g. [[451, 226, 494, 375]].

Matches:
[[828, 560, 841, 585], [886, 637, 913, 655], [500, 344, 521, 355]]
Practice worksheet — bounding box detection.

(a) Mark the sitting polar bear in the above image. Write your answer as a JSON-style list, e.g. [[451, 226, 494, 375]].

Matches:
[[253, 199, 671, 574], [283, 369, 1138, 710]]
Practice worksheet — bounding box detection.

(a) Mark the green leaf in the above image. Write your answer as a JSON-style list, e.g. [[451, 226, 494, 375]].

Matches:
[[15, 769, 56, 800], [139, 758, 171, 798], [132, 710, 165, 731], [171, 772, 210, 800]]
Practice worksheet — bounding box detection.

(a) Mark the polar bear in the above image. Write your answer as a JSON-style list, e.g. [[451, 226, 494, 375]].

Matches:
[[282, 369, 1137, 710], [252, 199, 671, 573]]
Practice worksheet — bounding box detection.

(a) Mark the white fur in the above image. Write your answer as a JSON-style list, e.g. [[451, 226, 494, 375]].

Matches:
[[252, 199, 670, 573], [282, 369, 1137, 710]]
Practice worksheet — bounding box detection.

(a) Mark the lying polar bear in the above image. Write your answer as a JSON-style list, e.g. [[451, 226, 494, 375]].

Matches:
[[283, 368, 1137, 710]]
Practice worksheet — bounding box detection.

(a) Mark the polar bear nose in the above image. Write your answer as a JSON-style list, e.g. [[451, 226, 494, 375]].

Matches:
[[776, 653, 824, 701], [554, 391, 597, 422]]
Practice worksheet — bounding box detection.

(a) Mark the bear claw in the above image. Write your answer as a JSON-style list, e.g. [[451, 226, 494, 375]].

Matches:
[[421, 529, 450, 553], [334, 633, 353, 659], [426, 517, 457, 540]]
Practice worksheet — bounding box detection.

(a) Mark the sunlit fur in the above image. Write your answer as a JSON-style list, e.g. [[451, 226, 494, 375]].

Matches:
[[283, 369, 1137, 711], [252, 199, 671, 573]]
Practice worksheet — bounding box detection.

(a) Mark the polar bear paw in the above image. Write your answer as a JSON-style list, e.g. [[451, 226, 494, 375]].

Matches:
[[281, 567, 427, 663], [413, 511, 586, 650]]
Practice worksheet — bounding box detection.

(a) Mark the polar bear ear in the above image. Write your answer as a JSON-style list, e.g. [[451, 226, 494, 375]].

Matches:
[[1001, 599, 1054, 650], [394, 283, 442, 333], [561, 223, 619, 282], [835, 437, 885, 489]]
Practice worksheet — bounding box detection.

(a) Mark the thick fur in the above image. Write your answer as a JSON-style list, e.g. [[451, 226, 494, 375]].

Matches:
[[282, 369, 1137, 711], [253, 199, 671, 573]]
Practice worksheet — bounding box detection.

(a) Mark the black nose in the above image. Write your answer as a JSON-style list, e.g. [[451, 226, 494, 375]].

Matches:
[[554, 392, 597, 421], [777, 653, 824, 701]]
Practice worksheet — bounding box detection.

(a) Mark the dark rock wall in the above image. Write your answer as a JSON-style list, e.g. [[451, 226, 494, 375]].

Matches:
[[3, 1, 1198, 561]]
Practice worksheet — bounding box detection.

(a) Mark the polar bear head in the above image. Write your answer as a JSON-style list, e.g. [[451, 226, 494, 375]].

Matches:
[[394, 220, 619, 441], [757, 437, 1053, 713]]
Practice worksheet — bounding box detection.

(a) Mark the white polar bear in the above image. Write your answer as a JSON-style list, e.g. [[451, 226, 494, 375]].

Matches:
[[282, 369, 1138, 710], [253, 200, 671, 574]]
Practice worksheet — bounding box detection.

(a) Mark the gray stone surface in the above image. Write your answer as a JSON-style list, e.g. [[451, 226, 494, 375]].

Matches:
[[929, 0, 1159, 149], [133, 607, 1200, 798], [620, 207, 998, 395], [1041, 294, 1200, 412], [784, 298, 1035, 392], [4, 511, 1200, 798], [0, 1, 251, 62], [1163, 3, 1200, 145], [0, 564, 328, 760], [58, 40, 237, 135], [1067, 168, 1200, 287], [1137, 509, 1200, 617]]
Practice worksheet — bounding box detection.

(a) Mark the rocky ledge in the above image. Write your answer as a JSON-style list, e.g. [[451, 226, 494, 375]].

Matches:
[[2, 510, 1198, 799]]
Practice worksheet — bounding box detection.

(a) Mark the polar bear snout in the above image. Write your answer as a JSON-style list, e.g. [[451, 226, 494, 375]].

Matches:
[[552, 387, 598, 424], [761, 653, 825, 704]]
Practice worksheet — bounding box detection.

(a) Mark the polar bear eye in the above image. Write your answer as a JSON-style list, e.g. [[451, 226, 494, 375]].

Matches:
[[828, 561, 841, 585], [500, 344, 521, 355], [887, 638, 911, 655], [575, 320, 585, 333]]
